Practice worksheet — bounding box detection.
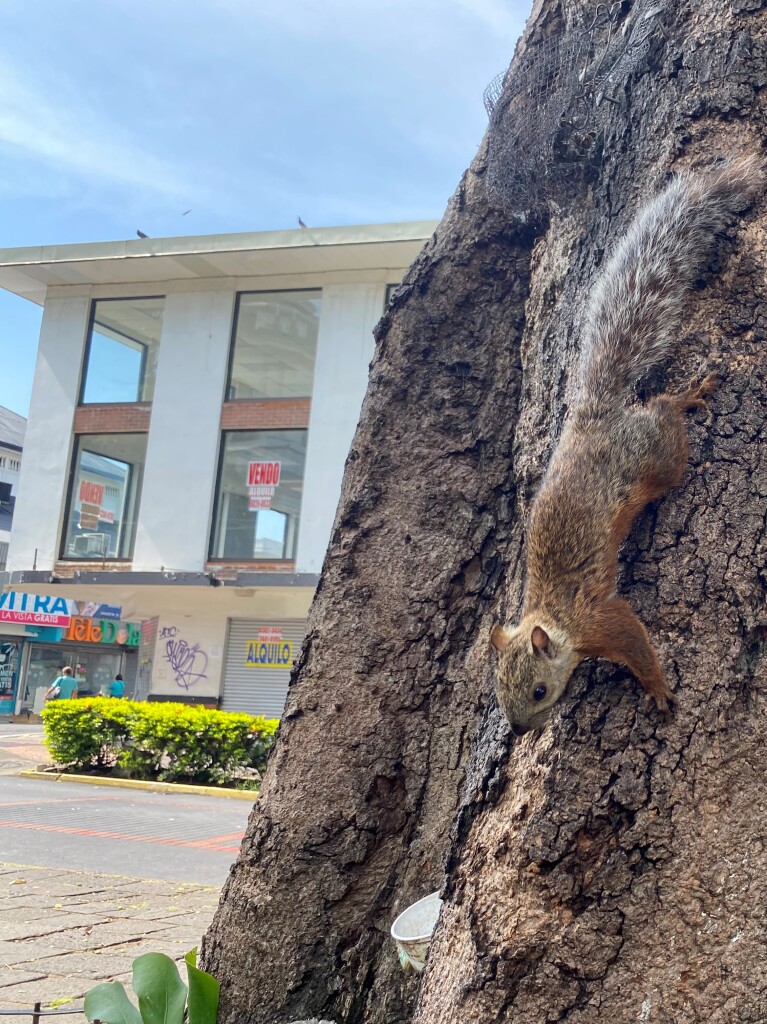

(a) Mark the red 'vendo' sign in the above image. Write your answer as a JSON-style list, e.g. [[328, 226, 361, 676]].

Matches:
[[247, 461, 281, 511]]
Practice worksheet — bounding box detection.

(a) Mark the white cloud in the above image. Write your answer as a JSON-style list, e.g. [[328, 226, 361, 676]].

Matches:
[[0, 63, 199, 200]]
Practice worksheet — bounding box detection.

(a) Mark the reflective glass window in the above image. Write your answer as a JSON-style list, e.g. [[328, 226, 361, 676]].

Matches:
[[61, 433, 147, 560], [210, 430, 307, 560], [81, 297, 165, 404], [227, 291, 320, 400]]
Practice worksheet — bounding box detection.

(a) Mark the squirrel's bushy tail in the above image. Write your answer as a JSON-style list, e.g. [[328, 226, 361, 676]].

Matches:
[[581, 153, 765, 411]]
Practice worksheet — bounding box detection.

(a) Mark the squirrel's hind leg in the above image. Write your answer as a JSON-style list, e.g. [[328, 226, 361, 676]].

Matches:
[[631, 399, 691, 498], [638, 371, 718, 497]]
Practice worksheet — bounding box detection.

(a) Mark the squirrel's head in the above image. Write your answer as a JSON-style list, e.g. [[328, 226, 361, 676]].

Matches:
[[490, 617, 581, 735]]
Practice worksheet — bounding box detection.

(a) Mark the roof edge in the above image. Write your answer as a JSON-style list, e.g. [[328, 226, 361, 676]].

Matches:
[[0, 220, 439, 270]]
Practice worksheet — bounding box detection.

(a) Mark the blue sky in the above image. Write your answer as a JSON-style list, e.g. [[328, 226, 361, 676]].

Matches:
[[0, 0, 528, 417]]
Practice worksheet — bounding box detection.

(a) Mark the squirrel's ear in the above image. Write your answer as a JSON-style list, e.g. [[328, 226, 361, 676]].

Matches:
[[490, 625, 512, 652], [531, 625, 553, 658]]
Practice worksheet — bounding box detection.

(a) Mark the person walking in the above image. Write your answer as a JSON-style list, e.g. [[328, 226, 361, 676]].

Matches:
[[43, 666, 78, 702], [107, 673, 125, 698]]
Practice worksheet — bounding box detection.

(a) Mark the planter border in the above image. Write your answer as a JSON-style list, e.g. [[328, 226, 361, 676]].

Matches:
[[19, 768, 259, 800]]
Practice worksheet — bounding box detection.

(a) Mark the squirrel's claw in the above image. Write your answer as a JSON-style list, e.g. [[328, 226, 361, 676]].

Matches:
[[650, 687, 676, 714], [675, 371, 719, 416]]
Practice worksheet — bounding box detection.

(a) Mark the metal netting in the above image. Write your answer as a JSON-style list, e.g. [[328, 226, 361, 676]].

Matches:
[[485, 0, 670, 212]]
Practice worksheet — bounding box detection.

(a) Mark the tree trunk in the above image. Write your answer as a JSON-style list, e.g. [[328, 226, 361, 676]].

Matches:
[[200, 115, 538, 1024], [203, 1, 767, 1021], [412, 2, 767, 1023]]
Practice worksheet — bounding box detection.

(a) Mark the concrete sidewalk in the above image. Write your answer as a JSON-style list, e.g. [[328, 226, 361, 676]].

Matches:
[[0, 861, 221, 1014], [0, 723, 48, 776]]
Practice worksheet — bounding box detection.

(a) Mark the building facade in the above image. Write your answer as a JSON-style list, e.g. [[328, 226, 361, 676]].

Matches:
[[0, 222, 435, 717], [0, 407, 25, 710], [0, 406, 25, 572]]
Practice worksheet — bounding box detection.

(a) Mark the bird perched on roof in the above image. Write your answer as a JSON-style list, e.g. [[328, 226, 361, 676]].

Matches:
[[136, 230, 149, 239]]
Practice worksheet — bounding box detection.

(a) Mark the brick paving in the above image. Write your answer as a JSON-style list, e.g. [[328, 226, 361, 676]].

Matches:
[[0, 743, 46, 777], [0, 862, 221, 1016], [0, 725, 49, 776]]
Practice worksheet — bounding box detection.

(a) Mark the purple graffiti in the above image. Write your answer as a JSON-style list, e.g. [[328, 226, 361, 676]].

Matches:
[[165, 638, 208, 690]]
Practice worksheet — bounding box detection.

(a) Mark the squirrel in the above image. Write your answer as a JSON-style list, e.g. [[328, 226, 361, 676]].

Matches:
[[490, 154, 765, 736]]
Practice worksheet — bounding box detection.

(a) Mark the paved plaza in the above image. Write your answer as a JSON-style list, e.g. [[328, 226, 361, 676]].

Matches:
[[0, 722, 254, 1017], [0, 862, 222, 1016]]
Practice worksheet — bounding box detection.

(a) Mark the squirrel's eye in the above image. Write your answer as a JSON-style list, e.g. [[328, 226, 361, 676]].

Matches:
[[533, 685, 547, 703]]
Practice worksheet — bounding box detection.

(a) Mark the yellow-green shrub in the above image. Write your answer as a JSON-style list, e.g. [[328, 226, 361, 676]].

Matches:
[[42, 698, 278, 786]]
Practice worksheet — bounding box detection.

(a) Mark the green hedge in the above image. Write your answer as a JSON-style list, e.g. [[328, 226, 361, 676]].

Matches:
[[41, 698, 278, 787]]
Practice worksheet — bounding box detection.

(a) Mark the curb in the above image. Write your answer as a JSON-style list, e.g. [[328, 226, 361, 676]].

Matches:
[[19, 768, 259, 800]]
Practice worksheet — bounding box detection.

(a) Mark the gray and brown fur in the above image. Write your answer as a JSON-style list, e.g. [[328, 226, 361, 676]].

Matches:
[[491, 154, 765, 735]]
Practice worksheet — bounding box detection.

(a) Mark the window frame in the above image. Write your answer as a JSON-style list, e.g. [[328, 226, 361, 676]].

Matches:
[[207, 427, 307, 564], [224, 288, 322, 403], [385, 282, 400, 308], [59, 432, 147, 562], [78, 295, 165, 407]]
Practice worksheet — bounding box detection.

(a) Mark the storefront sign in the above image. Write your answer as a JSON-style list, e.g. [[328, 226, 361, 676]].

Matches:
[[247, 460, 281, 511], [0, 592, 124, 627], [64, 617, 140, 646], [0, 592, 72, 627], [77, 602, 123, 621], [245, 626, 293, 669]]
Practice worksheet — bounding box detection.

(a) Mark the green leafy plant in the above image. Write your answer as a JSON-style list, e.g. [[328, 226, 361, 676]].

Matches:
[[42, 697, 278, 787], [41, 697, 133, 769], [84, 948, 219, 1024]]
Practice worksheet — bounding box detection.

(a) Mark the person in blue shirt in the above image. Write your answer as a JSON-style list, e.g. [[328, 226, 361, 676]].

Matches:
[[107, 673, 125, 698], [44, 666, 78, 701]]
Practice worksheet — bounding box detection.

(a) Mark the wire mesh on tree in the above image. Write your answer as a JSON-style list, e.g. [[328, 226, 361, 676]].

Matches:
[[484, 0, 670, 212]]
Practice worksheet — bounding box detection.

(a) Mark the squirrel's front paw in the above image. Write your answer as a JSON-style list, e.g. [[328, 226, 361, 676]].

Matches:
[[676, 371, 719, 415]]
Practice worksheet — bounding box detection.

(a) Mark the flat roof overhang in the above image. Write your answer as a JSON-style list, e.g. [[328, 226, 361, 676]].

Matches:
[[0, 221, 438, 304], [2, 570, 319, 588]]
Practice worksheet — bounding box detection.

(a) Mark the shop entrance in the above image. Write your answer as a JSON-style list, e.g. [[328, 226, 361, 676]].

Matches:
[[22, 644, 124, 713]]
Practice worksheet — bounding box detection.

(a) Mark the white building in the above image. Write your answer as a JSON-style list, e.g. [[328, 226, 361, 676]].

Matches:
[[0, 222, 435, 717], [0, 406, 25, 572]]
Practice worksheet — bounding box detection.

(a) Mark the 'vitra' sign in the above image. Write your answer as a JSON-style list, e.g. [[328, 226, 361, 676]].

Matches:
[[0, 592, 73, 627]]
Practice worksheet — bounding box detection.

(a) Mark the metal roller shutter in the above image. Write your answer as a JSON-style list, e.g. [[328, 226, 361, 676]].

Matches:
[[221, 619, 305, 718]]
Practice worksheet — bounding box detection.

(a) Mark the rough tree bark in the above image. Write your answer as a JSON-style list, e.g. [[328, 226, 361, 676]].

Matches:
[[201, 89, 538, 1024], [202, 1, 767, 1022], [412, 2, 767, 1023]]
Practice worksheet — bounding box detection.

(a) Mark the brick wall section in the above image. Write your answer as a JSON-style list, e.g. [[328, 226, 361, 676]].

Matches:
[[73, 400, 307, 436], [220, 400, 310, 431], [73, 404, 152, 434], [54, 561, 130, 578], [206, 561, 296, 579], [54, 561, 295, 578]]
